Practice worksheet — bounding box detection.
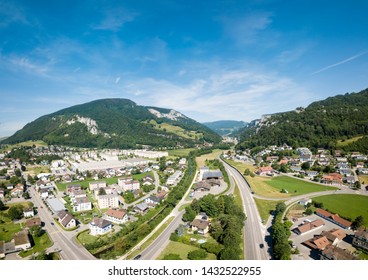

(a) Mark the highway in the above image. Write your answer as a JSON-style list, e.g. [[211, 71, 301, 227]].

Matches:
[[29, 187, 95, 260], [221, 159, 270, 260]]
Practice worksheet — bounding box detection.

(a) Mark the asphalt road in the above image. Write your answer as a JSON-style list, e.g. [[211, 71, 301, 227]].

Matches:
[[221, 159, 270, 260], [29, 187, 95, 260]]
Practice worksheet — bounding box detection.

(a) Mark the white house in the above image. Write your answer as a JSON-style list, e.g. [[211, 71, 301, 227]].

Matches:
[[167, 171, 182, 185], [118, 177, 140, 191], [89, 181, 107, 191], [23, 208, 35, 218], [58, 210, 76, 229], [73, 197, 92, 212], [89, 218, 112, 236], [105, 208, 128, 224]]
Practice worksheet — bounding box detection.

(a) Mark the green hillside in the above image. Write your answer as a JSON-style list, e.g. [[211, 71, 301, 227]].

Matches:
[[203, 120, 247, 136], [2, 99, 221, 149], [237, 88, 368, 153]]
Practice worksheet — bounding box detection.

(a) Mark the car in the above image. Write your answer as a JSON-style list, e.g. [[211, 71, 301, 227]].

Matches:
[[51, 222, 54, 225], [259, 243, 264, 248], [40, 206, 43, 208], [133, 254, 142, 260]]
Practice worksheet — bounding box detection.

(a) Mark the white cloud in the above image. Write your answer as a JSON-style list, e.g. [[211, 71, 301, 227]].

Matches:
[[93, 7, 137, 31]]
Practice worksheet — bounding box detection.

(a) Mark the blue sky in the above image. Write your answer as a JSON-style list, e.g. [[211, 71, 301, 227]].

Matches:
[[1, 0, 368, 137]]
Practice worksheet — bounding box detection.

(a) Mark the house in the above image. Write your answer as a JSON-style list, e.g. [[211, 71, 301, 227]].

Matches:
[[10, 185, 23, 197], [294, 219, 325, 235], [255, 166, 274, 176], [89, 181, 107, 191], [73, 197, 92, 212], [190, 218, 210, 235], [320, 245, 359, 260], [290, 166, 302, 172], [303, 235, 330, 250], [305, 171, 318, 178], [298, 198, 312, 206], [352, 228, 368, 251], [105, 208, 128, 224], [156, 190, 168, 200], [89, 218, 112, 236], [0, 189, 4, 200], [13, 230, 31, 251], [57, 210, 76, 229], [40, 189, 49, 199], [25, 217, 42, 228], [23, 208, 34, 218], [97, 194, 119, 209], [315, 208, 352, 229], [66, 184, 82, 194], [145, 195, 161, 205], [167, 171, 182, 185], [142, 176, 154, 186], [134, 203, 148, 214], [321, 173, 343, 186], [194, 181, 212, 192], [344, 175, 356, 184], [165, 167, 175, 174]]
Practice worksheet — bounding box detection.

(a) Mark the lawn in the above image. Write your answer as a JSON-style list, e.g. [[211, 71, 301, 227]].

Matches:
[[246, 175, 336, 198], [19, 232, 53, 258], [254, 198, 282, 223], [149, 120, 203, 140], [312, 194, 368, 226], [157, 241, 217, 260], [0, 219, 22, 242], [196, 149, 223, 168], [0, 140, 47, 152]]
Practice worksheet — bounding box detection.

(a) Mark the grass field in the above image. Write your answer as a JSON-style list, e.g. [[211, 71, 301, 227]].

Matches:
[[19, 232, 53, 257], [0, 140, 47, 152], [149, 120, 203, 140], [233, 183, 244, 259], [337, 136, 364, 147], [245, 175, 336, 198], [195, 149, 223, 168], [0, 218, 22, 242], [168, 148, 196, 157], [254, 198, 282, 223], [157, 241, 217, 260], [224, 159, 257, 173], [358, 175, 368, 185], [312, 194, 368, 226]]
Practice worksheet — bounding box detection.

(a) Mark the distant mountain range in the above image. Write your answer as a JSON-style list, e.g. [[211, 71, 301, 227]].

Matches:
[[202, 120, 247, 136], [2, 99, 221, 149], [237, 88, 368, 153]]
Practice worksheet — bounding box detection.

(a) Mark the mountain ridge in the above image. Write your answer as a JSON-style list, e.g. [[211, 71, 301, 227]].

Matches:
[[2, 98, 221, 149]]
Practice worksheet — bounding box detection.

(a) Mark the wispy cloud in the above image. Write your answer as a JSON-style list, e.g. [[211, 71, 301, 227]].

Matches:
[[0, 1, 28, 27], [312, 50, 368, 74], [93, 7, 137, 31], [220, 11, 273, 45]]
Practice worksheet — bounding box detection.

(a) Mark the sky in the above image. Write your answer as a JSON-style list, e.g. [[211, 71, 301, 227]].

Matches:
[[1, 0, 368, 137]]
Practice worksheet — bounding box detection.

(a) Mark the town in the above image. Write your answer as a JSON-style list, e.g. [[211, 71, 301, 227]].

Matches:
[[0, 142, 367, 260]]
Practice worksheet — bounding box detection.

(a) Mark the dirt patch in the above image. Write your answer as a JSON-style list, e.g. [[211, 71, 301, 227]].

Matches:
[[287, 209, 304, 219]]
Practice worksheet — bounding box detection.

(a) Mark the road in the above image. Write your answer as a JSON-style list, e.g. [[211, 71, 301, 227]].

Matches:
[[221, 159, 270, 260], [29, 187, 95, 260]]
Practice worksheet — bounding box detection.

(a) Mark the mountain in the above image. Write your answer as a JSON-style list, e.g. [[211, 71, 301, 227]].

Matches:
[[237, 88, 368, 153], [202, 120, 247, 136], [2, 99, 221, 149]]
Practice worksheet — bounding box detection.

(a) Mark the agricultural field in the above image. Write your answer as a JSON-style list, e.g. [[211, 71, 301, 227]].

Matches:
[[336, 135, 364, 147], [168, 148, 196, 157], [246, 175, 336, 198], [312, 194, 368, 226], [195, 149, 223, 168], [223, 158, 257, 173], [157, 241, 217, 260]]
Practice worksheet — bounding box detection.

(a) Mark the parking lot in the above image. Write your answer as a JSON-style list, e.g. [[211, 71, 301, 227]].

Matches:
[[289, 214, 355, 260]]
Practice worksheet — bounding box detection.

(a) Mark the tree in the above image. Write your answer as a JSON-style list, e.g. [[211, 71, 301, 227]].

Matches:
[[15, 168, 22, 177], [301, 162, 310, 171], [305, 208, 313, 215], [275, 202, 286, 214], [0, 200, 5, 210], [8, 205, 24, 220], [187, 249, 208, 260], [182, 206, 196, 222], [353, 181, 361, 190], [29, 225, 43, 237], [98, 188, 106, 196], [219, 246, 241, 260], [352, 215, 365, 230]]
